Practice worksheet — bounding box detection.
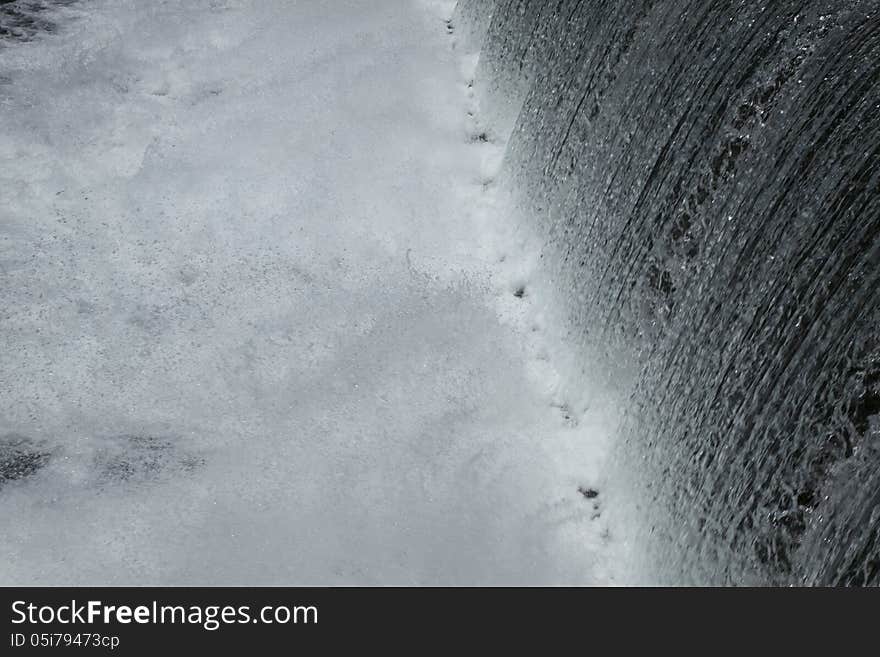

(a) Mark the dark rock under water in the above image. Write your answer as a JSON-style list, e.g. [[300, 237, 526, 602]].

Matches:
[[455, 0, 880, 585]]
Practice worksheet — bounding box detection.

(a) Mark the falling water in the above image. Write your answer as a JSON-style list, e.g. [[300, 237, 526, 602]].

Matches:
[[455, 0, 880, 585]]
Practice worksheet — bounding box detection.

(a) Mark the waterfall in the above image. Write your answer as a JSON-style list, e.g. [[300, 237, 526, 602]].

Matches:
[[455, 0, 880, 585]]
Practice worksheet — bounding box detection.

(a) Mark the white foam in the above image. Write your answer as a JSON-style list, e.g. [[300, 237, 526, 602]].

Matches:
[[0, 0, 629, 584]]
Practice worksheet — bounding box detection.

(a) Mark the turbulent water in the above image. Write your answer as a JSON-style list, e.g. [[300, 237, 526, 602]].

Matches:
[[0, 0, 76, 43], [2, 0, 877, 586], [455, 0, 880, 585], [2, 0, 630, 585]]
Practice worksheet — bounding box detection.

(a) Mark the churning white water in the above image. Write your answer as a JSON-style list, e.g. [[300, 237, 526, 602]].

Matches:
[[0, 0, 632, 584]]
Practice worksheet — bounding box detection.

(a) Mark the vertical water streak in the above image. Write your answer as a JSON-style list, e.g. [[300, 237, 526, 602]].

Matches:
[[460, 0, 880, 584]]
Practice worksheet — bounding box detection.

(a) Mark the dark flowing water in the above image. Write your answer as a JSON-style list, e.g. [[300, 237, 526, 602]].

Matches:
[[455, 0, 880, 585], [0, 1, 78, 43]]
